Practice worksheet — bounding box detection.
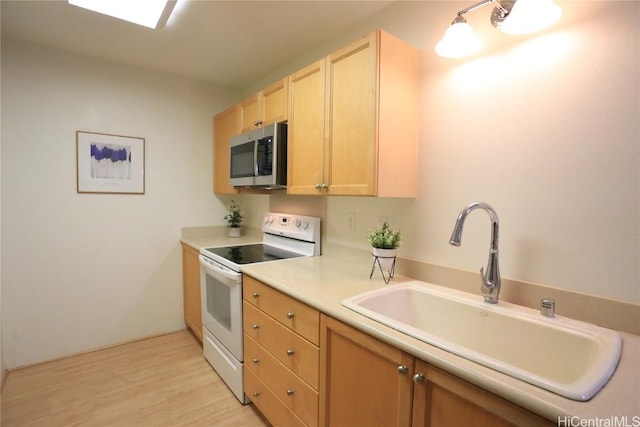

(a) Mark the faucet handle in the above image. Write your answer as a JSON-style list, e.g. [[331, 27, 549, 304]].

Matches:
[[479, 266, 489, 285], [479, 266, 496, 288]]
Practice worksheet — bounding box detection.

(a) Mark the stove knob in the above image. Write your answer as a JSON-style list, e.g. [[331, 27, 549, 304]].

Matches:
[[295, 219, 302, 228], [302, 221, 309, 230]]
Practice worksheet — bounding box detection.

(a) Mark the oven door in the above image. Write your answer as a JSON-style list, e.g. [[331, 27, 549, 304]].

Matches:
[[199, 254, 243, 361]]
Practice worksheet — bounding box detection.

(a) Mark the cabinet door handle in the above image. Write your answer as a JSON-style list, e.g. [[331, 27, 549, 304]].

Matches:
[[286, 389, 295, 396], [286, 349, 295, 356], [315, 183, 322, 190], [254, 120, 263, 127], [413, 373, 425, 384], [397, 365, 409, 375], [252, 358, 260, 364], [286, 312, 295, 319], [253, 391, 261, 397], [252, 292, 260, 298], [252, 324, 260, 330]]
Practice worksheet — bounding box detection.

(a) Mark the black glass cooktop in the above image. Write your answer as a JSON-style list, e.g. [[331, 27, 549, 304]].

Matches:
[[203, 243, 304, 265]]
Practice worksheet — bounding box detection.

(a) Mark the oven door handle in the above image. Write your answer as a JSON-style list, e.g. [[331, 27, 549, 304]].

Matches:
[[199, 255, 241, 283]]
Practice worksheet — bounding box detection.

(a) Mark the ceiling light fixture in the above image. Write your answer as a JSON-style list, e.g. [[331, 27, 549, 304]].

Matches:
[[436, 0, 562, 58], [68, 0, 177, 30]]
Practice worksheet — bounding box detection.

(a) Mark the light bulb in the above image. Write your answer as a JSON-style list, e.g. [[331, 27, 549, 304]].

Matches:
[[436, 19, 482, 58], [499, 0, 562, 35]]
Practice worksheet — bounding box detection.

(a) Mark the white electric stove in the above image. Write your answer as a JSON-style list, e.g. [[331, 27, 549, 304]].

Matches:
[[198, 212, 321, 403]]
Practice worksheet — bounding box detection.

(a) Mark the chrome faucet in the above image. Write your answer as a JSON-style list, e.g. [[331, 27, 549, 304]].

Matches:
[[449, 202, 501, 304]]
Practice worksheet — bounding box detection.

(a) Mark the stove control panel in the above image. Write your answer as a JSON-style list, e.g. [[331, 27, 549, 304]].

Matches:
[[263, 212, 321, 243]]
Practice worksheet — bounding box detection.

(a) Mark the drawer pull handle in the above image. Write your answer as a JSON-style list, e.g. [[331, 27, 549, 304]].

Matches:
[[397, 365, 408, 375], [286, 349, 295, 356], [253, 391, 261, 397], [286, 389, 294, 396], [252, 324, 260, 330], [413, 373, 425, 384], [252, 292, 260, 298], [253, 358, 260, 364], [286, 312, 295, 319]]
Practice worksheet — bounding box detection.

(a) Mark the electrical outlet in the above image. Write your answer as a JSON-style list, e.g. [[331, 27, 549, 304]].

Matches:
[[347, 212, 356, 232]]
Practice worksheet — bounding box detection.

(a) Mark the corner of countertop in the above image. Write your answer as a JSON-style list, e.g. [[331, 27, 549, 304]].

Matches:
[[180, 225, 264, 249]]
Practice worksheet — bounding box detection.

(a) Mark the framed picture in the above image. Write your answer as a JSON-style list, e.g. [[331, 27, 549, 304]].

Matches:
[[76, 131, 145, 194]]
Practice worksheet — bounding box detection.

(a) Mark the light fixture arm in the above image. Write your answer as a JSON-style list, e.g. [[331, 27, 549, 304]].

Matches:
[[452, 0, 512, 26], [455, 0, 505, 18]]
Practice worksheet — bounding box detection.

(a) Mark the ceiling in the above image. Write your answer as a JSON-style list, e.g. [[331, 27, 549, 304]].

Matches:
[[1, 0, 395, 89]]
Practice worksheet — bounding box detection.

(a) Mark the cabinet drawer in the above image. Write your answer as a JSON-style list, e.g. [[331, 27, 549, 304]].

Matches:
[[244, 302, 319, 389], [245, 334, 319, 427], [243, 275, 320, 345], [244, 367, 306, 427]]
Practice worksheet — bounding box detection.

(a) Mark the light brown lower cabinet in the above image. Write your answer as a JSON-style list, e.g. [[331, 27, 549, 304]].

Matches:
[[181, 243, 202, 342], [239, 274, 554, 427], [320, 315, 554, 427], [243, 275, 320, 426]]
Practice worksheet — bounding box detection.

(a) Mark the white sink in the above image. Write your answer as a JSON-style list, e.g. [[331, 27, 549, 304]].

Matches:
[[342, 281, 621, 401]]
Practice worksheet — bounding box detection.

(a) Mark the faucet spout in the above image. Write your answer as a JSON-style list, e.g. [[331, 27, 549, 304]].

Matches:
[[449, 202, 501, 304]]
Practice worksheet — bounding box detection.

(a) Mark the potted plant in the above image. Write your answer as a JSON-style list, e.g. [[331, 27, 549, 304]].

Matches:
[[224, 200, 244, 237], [368, 221, 400, 282]]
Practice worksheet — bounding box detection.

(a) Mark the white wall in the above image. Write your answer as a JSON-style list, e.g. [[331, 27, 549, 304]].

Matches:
[[0, 37, 241, 368], [323, 1, 639, 304]]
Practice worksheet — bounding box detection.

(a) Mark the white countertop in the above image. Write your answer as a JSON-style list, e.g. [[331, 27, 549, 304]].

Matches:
[[181, 234, 640, 422]]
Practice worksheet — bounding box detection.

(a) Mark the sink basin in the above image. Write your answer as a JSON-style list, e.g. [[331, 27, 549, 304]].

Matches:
[[342, 281, 621, 401]]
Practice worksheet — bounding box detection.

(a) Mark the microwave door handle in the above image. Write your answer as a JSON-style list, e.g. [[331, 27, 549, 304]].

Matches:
[[254, 142, 259, 177]]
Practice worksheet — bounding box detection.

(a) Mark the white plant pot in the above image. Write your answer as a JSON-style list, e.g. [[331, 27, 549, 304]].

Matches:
[[372, 247, 397, 273], [228, 227, 242, 237]]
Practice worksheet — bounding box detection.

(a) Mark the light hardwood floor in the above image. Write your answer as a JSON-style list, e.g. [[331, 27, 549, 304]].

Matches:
[[0, 330, 269, 426]]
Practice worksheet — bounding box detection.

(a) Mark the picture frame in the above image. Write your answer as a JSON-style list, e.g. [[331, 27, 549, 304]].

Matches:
[[76, 131, 145, 194]]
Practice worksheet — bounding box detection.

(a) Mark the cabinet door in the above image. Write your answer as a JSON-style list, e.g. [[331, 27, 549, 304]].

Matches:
[[287, 59, 327, 195], [412, 360, 553, 427], [213, 104, 240, 194], [262, 77, 288, 126], [320, 315, 413, 427], [181, 244, 202, 342], [376, 30, 420, 198], [240, 78, 288, 133], [326, 31, 377, 196], [240, 94, 260, 132]]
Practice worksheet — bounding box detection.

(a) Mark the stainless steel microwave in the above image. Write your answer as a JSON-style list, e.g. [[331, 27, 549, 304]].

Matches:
[[229, 122, 287, 188]]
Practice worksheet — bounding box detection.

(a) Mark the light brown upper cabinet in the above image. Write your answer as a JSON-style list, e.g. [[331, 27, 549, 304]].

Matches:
[[214, 81, 285, 194], [287, 59, 327, 195], [287, 30, 420, 197], [213, 104, 240, 194], [240, 78, 289, 132]]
